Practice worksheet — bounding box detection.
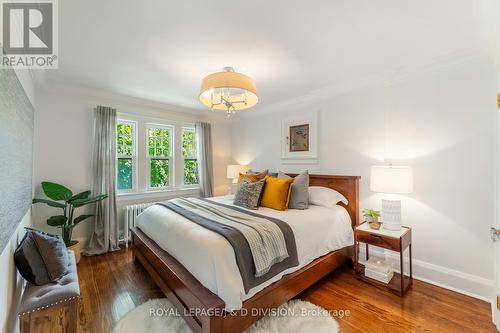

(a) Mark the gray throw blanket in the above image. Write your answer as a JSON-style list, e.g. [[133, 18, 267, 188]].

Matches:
[[157, 197, 299, 292]]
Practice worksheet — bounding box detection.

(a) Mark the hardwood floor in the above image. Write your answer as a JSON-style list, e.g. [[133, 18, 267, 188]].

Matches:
[[76, 248, 163, 332], [65, 248, 496, 332]]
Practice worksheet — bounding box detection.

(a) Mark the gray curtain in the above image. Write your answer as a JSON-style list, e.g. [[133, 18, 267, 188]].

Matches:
[[196, 122, 214, 197], [84, 106, 120, 255]]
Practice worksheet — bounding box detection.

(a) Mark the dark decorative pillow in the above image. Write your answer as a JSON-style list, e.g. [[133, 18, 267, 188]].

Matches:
[[14, 228, 68, 285], [234, 178, 266, 210]]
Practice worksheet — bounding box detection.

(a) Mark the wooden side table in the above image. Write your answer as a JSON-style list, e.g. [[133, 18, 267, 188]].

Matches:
[[354, 222, 412, 296]]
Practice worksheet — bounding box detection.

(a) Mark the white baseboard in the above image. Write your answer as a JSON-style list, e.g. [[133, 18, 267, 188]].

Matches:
[[360, 248, 494, 303]]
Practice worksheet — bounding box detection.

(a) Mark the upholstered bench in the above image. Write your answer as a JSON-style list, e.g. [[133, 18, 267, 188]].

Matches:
[[18, 250, 80, 333]]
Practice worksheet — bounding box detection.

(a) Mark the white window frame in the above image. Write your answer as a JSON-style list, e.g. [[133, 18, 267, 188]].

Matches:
[[146, 124, 174, 191], [181, 126, 199, 187], [116, 119, 137, 193]]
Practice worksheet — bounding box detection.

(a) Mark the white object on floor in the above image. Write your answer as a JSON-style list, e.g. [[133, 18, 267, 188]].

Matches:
[[364, 256, 393, 274], [113, 298, 340, 333], [365, 267, 394, 284], [137, 196, 353, 310]]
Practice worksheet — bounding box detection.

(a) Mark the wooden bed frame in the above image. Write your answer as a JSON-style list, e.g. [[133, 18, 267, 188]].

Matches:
[[131, 174, 360, 333]]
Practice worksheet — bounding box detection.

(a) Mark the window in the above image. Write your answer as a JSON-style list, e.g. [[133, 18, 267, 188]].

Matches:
[[147, 125, 173, 188], [182, 127, 199, 185], [116, 120, 136, 191], [116, 116, 200, 194]]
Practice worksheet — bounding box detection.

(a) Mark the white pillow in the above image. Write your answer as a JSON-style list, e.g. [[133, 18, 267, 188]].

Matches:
[[308, 186, 348, 207]]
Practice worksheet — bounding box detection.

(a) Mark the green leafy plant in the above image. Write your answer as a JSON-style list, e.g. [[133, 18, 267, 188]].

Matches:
[[362, 208, 381, 219], [32, 182, 108, 246]]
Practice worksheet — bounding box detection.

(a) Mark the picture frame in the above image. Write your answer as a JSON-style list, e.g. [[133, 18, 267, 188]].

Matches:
[[281, 111, 318, 164], [289, 124, 310, 152]]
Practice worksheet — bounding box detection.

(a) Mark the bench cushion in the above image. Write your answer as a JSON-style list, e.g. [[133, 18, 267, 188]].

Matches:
[[18, 250, 80, 315]]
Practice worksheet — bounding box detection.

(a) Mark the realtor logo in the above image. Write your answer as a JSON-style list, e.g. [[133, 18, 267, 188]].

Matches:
[[1, 0, 58, 68]]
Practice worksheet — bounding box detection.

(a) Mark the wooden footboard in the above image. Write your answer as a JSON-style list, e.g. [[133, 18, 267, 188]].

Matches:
[[132, 227, 353, 333]]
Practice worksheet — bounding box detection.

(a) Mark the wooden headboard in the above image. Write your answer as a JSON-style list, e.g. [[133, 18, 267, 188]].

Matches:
[[287, 174, 360, 227]]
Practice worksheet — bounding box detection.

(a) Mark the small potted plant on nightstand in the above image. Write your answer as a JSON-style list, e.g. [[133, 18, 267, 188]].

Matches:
[[32, 181, 108, 263], [362, 208, 381, 230]]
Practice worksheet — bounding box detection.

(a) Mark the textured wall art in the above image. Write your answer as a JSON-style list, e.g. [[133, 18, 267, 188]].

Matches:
[[0, 68, 34, 253]]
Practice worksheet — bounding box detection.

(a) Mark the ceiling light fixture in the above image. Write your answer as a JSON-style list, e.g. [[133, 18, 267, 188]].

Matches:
[[199, 67, 258, 116]]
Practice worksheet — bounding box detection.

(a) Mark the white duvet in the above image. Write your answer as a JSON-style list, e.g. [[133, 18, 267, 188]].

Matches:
[[136, 195, 354, 310]]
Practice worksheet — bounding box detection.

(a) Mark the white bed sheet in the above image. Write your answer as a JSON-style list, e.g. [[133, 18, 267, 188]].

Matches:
[[136, 195, 354, 310]]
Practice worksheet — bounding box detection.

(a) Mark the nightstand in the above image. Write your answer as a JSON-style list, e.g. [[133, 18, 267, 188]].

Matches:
[[354, 222, 412, 296]]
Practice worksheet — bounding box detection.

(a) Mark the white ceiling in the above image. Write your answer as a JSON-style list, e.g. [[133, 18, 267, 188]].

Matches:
[[46, 0, 496, 111]]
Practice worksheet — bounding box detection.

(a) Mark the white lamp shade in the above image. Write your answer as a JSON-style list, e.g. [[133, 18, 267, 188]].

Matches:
[[226, 165, 249, 180], [370, 166, 413, 194]]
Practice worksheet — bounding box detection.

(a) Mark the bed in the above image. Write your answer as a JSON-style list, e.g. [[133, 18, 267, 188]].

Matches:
[[131, 174, 360, 333]]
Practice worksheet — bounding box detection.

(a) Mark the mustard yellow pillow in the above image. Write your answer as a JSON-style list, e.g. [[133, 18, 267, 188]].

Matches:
[[260, 176, 294, 211]]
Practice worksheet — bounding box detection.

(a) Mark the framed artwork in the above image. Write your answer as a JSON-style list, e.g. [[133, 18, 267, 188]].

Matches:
[[281, 112, 317, 164], [289, 124, 309, 152]]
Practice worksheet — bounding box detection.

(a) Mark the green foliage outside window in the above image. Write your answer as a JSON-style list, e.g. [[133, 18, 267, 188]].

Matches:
[[182, 129, 196, 158], [117, 123, 200, 189], [184, 159, 198, 185], [148, 127, 170, 157], [182, 129, 199, 185], [148, 127, 171, 187], [150, 159, 169, 187], [117, 122, 135, 190], [117, 158, 133, 190]]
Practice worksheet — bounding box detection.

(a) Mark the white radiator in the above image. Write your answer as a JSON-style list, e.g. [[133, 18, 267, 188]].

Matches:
[[123, 202, 155, 247]]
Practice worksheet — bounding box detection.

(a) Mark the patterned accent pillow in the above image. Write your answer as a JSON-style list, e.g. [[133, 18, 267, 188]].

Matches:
[[236, 170, 268, 189], [234, 178, 266, 210]]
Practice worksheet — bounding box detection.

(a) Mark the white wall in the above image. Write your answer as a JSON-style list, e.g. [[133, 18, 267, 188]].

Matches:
[[0, 68, 35, 333], [33, 82, 232, 243], [230, 57, 496, 300]]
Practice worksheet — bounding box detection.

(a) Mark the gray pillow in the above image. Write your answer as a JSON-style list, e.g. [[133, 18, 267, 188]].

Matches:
[[278, 171, 309, 209], [14, 228, 68, 285], [234, 178, 266, 210], [31, 229, 69, 280]]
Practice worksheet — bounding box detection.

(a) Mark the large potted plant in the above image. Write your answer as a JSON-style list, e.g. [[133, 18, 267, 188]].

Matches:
[[32, 181, 108, 263]]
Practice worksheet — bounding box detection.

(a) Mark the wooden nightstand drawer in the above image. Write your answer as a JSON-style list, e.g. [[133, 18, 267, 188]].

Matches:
[[356, 230, 400, 251]]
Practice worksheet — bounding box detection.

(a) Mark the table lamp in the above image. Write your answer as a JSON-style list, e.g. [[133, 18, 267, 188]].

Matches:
[[226, 165, 249, 184], [370, 165, 413, 231]]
